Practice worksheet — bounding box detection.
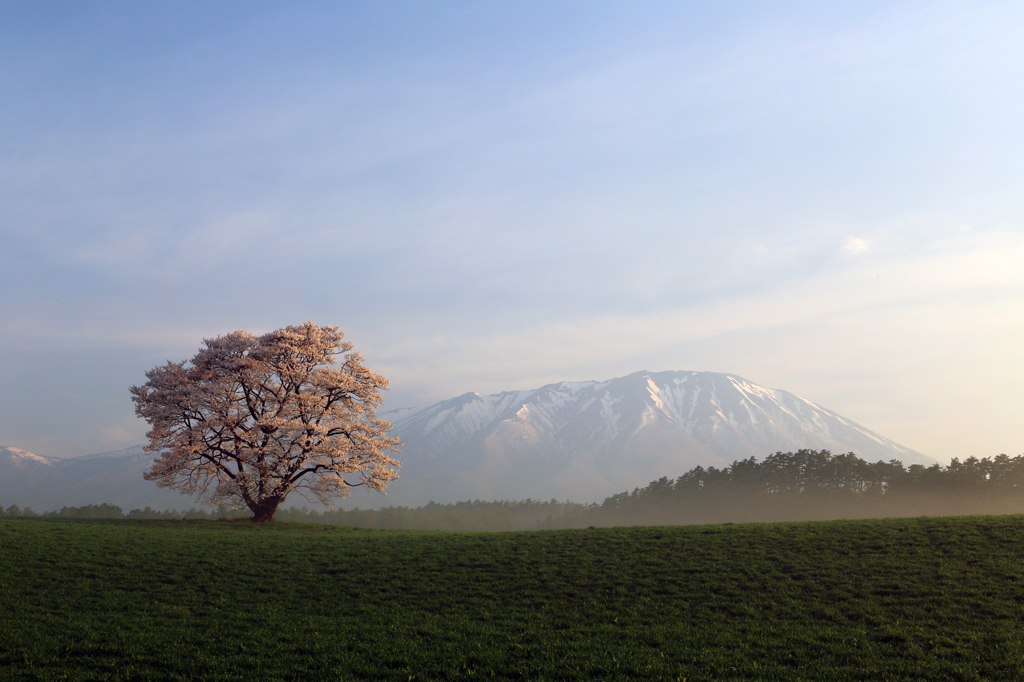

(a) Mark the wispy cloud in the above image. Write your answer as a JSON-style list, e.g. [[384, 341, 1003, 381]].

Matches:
[[372, 226, 1024, 464], [2, 3, 1024, 460]]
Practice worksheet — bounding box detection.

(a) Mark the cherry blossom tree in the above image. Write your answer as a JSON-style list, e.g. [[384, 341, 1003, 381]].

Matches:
[[130, 322, 401, 522]]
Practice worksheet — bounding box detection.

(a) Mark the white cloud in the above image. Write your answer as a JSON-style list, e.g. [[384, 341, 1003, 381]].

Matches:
[[842, 236, 870, 255]]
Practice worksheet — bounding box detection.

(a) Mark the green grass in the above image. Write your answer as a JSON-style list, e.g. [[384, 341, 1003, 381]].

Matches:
[[2, 516, 1024, 681]]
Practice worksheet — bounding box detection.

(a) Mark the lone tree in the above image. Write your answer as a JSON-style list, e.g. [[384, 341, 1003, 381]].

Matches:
[[130, 322, 401, 522]]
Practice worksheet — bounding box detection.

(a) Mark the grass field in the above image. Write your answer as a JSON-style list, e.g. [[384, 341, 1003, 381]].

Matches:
[[2, 516, 1023, 681]]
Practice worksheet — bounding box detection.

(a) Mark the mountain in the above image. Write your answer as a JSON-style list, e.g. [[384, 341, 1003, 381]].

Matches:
[[0, 445, 209, 512], [0, 370, 935, 512], [379, 370, 935, 506], [0, 447, 59, 498]]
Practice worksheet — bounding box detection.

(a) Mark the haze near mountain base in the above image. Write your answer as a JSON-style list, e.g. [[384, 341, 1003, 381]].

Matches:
[[383, 370, 935, 507], [2, 370, 931, 515]]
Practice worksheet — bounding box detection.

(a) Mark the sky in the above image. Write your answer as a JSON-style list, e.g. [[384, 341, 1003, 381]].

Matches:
[[1, 1, 1022, 463]]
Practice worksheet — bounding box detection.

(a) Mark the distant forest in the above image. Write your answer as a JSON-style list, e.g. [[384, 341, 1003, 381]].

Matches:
[[4, 450, 1024, 530]]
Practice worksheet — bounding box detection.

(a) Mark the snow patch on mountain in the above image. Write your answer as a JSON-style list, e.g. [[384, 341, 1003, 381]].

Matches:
[[1, 371, 937, 512], [0, 446, 58, 466], [381, 370, 936, 507], [0, 445, 210, 512]]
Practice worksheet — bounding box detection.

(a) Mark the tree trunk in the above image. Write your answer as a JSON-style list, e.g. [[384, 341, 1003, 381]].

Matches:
[[250, 496, 282, 522]]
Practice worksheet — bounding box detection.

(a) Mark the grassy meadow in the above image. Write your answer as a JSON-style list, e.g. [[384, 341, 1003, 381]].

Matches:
[[2, 516, 1024, 681]]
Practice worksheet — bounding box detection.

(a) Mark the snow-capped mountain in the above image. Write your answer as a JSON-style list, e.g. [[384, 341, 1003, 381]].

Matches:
[[0, 445, 210, 512], [380, 370, 935, 506], [0, 446, 59, 496], [0, 371, 935, 511]]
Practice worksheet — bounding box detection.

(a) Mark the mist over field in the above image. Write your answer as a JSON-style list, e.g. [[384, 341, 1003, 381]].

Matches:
[[5, 516, 1024, 679], [2, 369, 946, 516]]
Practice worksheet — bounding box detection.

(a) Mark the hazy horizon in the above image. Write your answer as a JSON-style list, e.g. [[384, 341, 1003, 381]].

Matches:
[[2, 2, 1022, 463]]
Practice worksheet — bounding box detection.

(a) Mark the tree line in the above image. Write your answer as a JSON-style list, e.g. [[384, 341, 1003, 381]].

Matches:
[[587, 449, 1024, 526], [0, 503, 249, 520], [274, 450, 1024, 528], [4, 451, 1023, 529], [0, 499, 587, 529]]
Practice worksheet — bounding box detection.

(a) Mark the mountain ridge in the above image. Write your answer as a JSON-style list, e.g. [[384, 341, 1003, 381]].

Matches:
[[2, 370, 935, 511], [384, 370, 935, 506], [0, 445, 208, 511]]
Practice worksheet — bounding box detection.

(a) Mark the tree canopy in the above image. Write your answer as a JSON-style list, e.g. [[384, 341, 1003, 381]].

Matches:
[[130, 322, 401, 521]]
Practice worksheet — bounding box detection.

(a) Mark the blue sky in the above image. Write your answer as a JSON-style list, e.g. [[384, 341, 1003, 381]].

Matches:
[[2, 1, 1022, 462]]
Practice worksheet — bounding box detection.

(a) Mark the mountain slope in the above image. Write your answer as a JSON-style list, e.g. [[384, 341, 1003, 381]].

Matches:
[[383, 370, 934, 506], [0, 445, 209, 511], [0, 371, 935, 511], [0, 446, 61, 501]]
